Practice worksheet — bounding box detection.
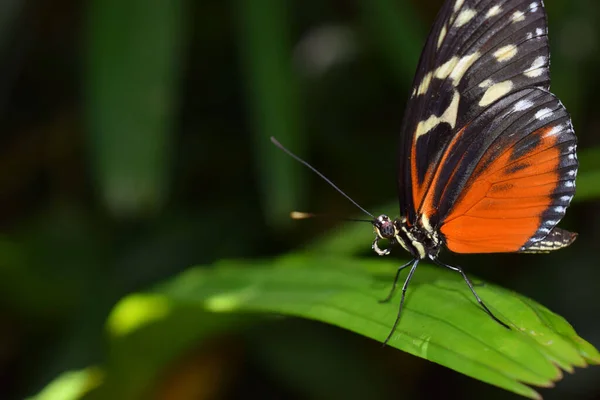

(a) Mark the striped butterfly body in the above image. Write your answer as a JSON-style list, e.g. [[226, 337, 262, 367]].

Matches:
[[273, 0, 577, 344]]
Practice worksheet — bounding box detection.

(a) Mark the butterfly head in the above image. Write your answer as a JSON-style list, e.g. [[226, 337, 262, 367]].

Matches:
[[373, 215, 396, 238], [372, 215, 398, 256]]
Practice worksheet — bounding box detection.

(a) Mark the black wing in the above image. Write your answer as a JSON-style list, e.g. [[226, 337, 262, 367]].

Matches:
[[398, 0, 551, 227]]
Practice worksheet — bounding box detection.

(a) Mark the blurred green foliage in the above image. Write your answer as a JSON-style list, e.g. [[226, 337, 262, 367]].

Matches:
[[0, 0, 600, 399]]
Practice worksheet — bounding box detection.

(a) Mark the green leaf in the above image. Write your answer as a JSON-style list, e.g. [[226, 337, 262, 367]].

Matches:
[[236, 0, 305, 227], [359, 0, 424, 83], [574, 147, 600, 201], [85, 0, 187, 216], [89, 308, 249, 400], [574, 169, 600, 202], [27, 367, 103, 400], [83, 255, 598, 399]]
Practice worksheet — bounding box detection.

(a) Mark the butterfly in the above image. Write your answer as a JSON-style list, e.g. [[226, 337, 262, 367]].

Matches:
[[272, 0, 578, 345]]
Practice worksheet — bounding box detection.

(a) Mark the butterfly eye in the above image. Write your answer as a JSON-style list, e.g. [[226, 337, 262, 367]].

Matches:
[[374, 215, 396, 239], [380, 222, 395, 238]]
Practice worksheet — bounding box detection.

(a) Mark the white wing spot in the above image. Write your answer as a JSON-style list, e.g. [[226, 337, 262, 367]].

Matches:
[[535, 27, 544, 36], [454, 0, 465, 12], [414, 54, 476, 97], [526, 32, 533, 40], [478, 78, 493, 88], [554, 206, 566, 213], [524, 56, 546, 78], [486, 5, 502, 18], [416, 72, 433, 96], [545, 220, 558, 225], [494, 44, 518, 62], [530, 2, 539, 12], [568, 154, 575, 160], [535, 108, 553, 120], [449, 52, 480, 84], [455, 8, 477, 27], [415, 90, 460, 138], [546, 125, 563, 136], [437, 25, 447, 49], [564, 181, 575, 187], [514, 99, 533, 111], [568, 169, 577, 176], [435, 56, 457, 79], [512, 11, 526, 22], [479, 80, 513, 107], [560, 195, 573, 202]]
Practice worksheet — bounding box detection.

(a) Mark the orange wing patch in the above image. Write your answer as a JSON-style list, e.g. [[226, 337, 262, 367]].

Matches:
[[412, 125, 468, 225], [440, 125, 565, 253], [410, 138, 430, 217]]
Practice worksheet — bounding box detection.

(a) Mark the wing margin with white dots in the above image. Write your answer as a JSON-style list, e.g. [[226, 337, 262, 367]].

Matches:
[[431, 88, 578, 254]]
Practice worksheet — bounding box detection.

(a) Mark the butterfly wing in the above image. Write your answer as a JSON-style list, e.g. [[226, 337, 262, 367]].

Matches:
[[398, 0, 551, 226], [397, 0, 576, 253], [433, 87, 577, 253]]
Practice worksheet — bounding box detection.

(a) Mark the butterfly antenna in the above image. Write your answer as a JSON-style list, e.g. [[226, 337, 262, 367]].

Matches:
[[290, 211, 372, 223], [270, 137, 375, 219]]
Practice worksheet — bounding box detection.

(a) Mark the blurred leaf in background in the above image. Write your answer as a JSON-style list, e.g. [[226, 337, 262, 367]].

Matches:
[[86, 0, 187, 217], [237, 0, 306, 228]]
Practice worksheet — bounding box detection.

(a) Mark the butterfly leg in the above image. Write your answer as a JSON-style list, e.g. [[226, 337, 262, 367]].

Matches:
[[372, 236, 391, 256], [382, 259, 420, 345], [379, 259, 416, 303], [432, 258, 510, 330]]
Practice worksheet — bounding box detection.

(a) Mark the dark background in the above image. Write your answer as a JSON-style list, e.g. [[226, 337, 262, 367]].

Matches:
[[0, 0, 599, 399]]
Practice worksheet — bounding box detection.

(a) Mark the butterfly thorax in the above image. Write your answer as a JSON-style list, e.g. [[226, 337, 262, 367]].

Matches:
[[372, 215, 441, 260]]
